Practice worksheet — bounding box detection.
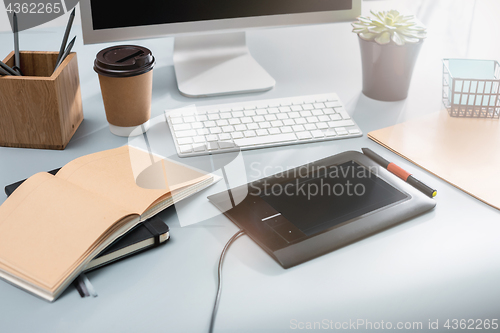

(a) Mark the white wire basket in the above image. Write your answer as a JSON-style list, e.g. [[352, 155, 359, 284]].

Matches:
[[442, 58, 500, 118]]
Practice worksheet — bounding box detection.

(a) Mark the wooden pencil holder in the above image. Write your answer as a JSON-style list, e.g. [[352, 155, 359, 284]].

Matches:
[[0, 51, 83, 150]]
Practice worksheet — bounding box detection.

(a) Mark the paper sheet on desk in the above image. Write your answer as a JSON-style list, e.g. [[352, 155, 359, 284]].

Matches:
[[368, 110, 500, 210]]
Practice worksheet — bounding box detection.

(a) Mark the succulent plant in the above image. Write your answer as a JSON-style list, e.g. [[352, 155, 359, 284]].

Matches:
[[352, 10, 427, 46]]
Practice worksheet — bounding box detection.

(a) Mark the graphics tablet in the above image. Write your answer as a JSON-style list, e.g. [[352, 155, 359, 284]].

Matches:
[[208, 151, 436, 268]]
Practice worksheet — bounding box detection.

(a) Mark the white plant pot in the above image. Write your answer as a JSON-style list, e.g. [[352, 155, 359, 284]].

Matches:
[[358, 36, 423, 101]]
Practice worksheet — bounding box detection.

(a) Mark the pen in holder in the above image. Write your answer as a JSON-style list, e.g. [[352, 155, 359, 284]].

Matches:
[[0, 51, 83, 149]]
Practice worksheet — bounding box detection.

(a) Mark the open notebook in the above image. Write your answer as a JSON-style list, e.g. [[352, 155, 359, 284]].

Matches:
[[0, 146, 216, 301]]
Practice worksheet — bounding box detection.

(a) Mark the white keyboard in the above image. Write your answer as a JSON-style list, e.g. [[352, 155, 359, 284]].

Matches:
[[165, 93, 362, 157]]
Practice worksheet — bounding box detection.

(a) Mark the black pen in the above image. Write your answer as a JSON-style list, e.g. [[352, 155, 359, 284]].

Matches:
[[0, 66, 10, 76], [55, 8, 75, 65], [362, 148, 437, 198], [53, 36, 76, 72], [0, 60, 20, 76], [13, 12, 21, 74]]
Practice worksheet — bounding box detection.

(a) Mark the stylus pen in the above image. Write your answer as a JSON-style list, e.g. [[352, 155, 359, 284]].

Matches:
[[56, 8, 76, 66], [0, 60, 20, 76], [362, 148, 437, 198], [13, 12, 21, 74]]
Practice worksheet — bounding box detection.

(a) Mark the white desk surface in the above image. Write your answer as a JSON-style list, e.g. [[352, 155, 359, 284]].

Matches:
[[1, 1, 499, 332]]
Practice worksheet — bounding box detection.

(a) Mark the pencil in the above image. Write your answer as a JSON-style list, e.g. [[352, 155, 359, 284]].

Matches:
[[13, 12, 21, 73], [0, 60, 20, 76], [53, 36, 76, 72], [55, 8, 76, 65]]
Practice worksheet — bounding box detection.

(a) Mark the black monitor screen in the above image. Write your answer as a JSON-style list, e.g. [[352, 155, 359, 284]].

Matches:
[[260, 161, 408, 236], [90, 0, 352, 30]]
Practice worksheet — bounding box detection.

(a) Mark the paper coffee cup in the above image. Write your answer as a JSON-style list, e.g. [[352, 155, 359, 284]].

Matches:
[[94, 45, 155, 137]]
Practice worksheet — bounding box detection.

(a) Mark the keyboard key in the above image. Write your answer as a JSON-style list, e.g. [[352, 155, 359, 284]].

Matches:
[[216, 119, 229, 126], [247, 123, 259, 130], [279, 106, 291, 112], [312, 109, 324, 116], [193, 144, 206, 152], [259, 122, 271, 129], [253, 115, 265, 122], [232, 111, 244, 117], [210, 127, 222, 134], [291, 105, 303, 111], [206, 134, 218, 141], [300, 110, 312, 117], [177, 137, 192, 145], [197, 128, 210, 135], [314, 103, 325, 109], [292, 125, 305, 132], [317, 123, 328, 129], [208, 114, 220, 120], [235, 124, 247, 131], [323, 108, 335, 115], [244, 105, 256, 110], [231, 132, 244, 139], [302, 104, 314, 110], [234, 133, 297, 147], [330, 114, 342, 121], [306, 116, 319, 123], [312, 130, 324, 138], [218, 133, 231, 140], [281, 126, 293, 133], [173, 123, 191, 131], [244, 130, 256, 137], [184, 116, 196, 123], [257, 129, 269, 136], [222, 126, 235, 133], [219, 141, 235, 149], [318, 115, 330, 122], [268, 107, 280, 114], [220, 112, 232, 119], [296, 131, 312, 140], [171, 118, 183, 125], [336, 127, 349, 136], [256, 109, 268, 115], [277, 113, 289, 120], [335, 108, 351, 119], [241, 117, 253, 124], [179, 144, 192, 153], [271, 120, 284, 127], [289, 112, 300, 118], [176, 130, 197, 138], [196, 115, 208, 121], [229, 118, 241, 125], [204, 121, 216, 127], [305, 124, 317, 131], [265, 114, 277, 121], [283, 119, 295, 126], [191, 122, 203, 129], [244, 110, 256, 116], [325, 101, 342, 108], [324, 129, 337, 137], [269, 128, 281, 135], [193, 136, 205, 143], [295, 118, 307, 125], [328, 120, 354, 127]]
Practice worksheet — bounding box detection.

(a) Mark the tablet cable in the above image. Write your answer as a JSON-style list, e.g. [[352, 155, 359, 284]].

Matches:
[[208, 229, 245, 333]]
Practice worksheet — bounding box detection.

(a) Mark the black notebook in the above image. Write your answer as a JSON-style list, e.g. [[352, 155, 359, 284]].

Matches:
[[5, 169, 170, 272]]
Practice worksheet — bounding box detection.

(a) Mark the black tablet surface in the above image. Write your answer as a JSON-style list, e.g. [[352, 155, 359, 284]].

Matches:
[[208, 151, 435, 268]]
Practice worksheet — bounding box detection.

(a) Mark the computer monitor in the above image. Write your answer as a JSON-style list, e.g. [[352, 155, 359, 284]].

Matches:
[[80, 0, 361, 97]]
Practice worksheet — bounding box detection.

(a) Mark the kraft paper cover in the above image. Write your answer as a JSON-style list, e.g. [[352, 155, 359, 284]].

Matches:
[[0, 145, 210, 293], [368, 110, 500, 210]]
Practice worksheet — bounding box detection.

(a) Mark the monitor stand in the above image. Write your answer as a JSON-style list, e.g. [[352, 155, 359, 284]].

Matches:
[[173, 32, 276, 98]]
